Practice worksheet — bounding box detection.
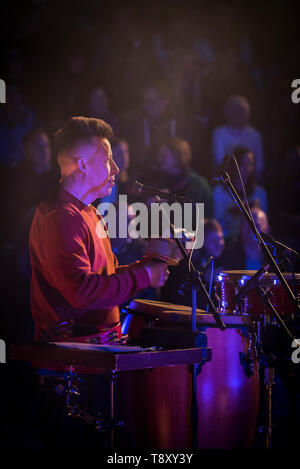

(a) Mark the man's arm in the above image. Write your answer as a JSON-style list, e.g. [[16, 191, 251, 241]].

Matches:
[[30, 209, 150, 312]]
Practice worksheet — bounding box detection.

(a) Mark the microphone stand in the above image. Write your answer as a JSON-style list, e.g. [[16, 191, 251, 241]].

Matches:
[[260, 232, 300, 259], [168, 222, 226, 332], [156, 197, 226, 450]]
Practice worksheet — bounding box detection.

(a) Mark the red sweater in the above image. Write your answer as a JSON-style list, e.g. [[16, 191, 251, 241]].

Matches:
[[29, 185, 150, 341]]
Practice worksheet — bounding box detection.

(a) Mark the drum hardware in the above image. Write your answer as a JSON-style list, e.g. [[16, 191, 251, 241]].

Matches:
[[256, 286, 300, 449], [236, 327, 257, 377], [65, 365, 81, 403], [64, 366, 124, 438], [239, 351, 255, 378], [257, 286, 296, 345], [255, 361, 276, 449], [264, 364, 275, 449], [66, 403, 124, 432]]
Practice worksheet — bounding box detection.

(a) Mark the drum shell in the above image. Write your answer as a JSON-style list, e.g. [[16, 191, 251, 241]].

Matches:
[[117, 300, 260, 448], [216, 270, 300, 321], [268, 278, 300, 317]]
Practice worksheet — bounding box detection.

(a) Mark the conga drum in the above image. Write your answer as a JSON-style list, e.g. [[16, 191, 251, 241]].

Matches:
[[216, 270, 300, 321], [117, 300, 260, 449]]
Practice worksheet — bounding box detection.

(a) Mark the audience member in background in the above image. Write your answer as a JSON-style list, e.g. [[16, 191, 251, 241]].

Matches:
[[60, 52, 88, 119], [170, 48, 202, 116], [0, 84, 35, 168], [85, 86, 119, 134], [108, 202, 157, 301], [2, 130, 58, 344], [222, 206, 270, 270], [213, 146, 267, 243], [12, 129, 59, 278], [161, 218, 225, 308], [120, 79, 192, 177], [152, 137, 213, 216], [111, 38, 155, 112], [212, 95, 264, 181]]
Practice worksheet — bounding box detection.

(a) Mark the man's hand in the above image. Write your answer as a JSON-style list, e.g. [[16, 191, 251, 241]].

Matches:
[[44, 321, 74, 340], [143, 261, 170, 288], [145, 238, 184, 265]]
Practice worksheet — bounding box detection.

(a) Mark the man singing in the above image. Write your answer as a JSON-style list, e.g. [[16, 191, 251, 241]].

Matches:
[[29, 116, 169, 344]]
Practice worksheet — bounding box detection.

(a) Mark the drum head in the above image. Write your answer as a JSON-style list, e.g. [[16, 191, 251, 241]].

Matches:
[[127, 299, 205, 316]]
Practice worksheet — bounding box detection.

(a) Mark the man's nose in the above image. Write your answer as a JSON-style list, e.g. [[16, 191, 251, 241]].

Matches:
[[111, 159, 119, 175]]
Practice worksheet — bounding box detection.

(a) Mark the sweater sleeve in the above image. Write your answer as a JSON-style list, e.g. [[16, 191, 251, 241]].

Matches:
[[33, 209, 150, 312]]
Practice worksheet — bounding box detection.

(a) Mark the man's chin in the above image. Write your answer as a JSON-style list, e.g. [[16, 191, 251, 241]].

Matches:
[[98, 187, 112, 199]]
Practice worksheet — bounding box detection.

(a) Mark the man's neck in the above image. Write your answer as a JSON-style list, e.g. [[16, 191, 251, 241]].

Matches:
[[60, 178, 95, 205]]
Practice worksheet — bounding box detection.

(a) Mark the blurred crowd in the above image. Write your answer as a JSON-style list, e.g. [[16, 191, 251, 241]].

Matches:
[[1, 1, 300, 339]]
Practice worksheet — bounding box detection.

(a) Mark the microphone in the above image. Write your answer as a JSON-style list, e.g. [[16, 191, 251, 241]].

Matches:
[[125, 180, 192, 204], [260, 232, 300, 258], [213, 153, 232, 183], [199, 256, 214, 272], [234, 263, 270, 305]]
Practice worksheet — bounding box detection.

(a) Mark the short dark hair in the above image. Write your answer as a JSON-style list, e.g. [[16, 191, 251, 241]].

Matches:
[[161, 137, 192, 168], [142, 79, 170, 100], [55, 116, 113, 153], [232, 145, 256, 196], [232, 146, 253, 163], [23, 128, 48, 146]]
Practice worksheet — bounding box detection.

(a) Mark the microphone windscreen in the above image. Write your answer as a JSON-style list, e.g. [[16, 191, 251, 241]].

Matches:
[[124, 180, 142, 197]]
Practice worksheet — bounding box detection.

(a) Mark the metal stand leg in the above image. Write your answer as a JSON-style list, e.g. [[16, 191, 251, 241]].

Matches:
[[191, 284, 198, 449], [64, 366, 123, 446], [264, 366, 275, 449], [110, 371, 117, 449]]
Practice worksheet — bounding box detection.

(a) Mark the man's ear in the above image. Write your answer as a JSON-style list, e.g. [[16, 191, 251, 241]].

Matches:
[[77, 157, 87, 173]]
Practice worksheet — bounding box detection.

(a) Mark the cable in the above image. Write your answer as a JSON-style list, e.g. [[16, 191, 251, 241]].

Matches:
[[230, 153, 261, 242], [206, 258, 214, 312]]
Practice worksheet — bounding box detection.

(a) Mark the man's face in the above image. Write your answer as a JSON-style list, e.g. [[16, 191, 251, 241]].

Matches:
[[142, 88, 168, 120], [89, 88, 108, 115], [226, 103, 249, 128], [84, 137, 119, 198], [204, 229, 225, 259], [240, 151, 255, 183], [158, 145, 180, 175], [241, 208, 270, 248]]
